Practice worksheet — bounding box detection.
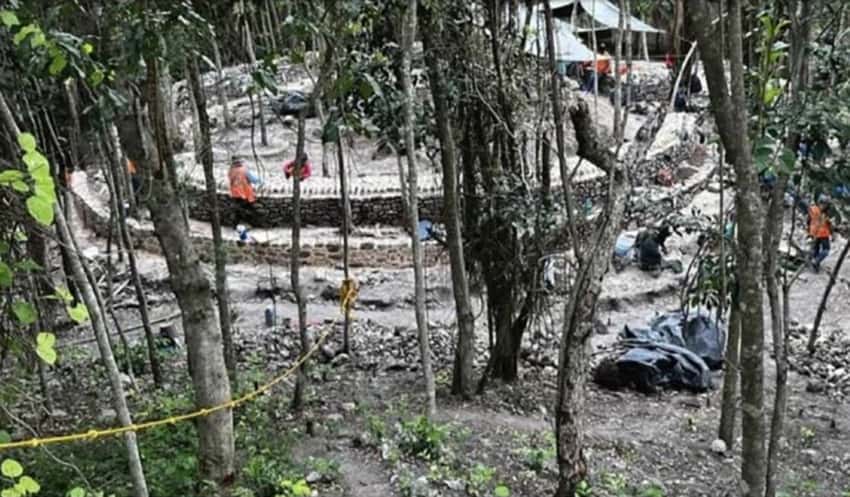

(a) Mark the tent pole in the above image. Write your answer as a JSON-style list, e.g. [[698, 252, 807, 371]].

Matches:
[[641, 31, 649, 61]]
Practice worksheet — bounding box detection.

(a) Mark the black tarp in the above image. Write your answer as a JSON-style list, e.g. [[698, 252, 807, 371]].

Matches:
[[623, 310, 726, 370]]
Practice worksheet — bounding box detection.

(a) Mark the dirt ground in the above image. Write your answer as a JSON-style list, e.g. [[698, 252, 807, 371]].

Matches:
[[57, 190, 850, 496]]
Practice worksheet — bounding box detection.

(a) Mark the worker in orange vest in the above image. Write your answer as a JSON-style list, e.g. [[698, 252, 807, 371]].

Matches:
[[228, 157, 262, 204], [807, 194, 833, 272]]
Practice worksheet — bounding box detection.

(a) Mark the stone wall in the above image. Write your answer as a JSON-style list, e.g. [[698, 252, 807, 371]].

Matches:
[[184, 186, 444, 229], [72, 192, 447, 269]]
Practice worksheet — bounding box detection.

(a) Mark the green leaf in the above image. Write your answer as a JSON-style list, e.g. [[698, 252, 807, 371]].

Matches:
[[0, 10, 20, 27], [17, 132, 36, 153], [88, 69, 104, 87], [0, 170, 24, 184], [26, 195, 54, 226], [18, 476, 39, 494], [23, 150, 49, 174], [67, 302, 89, 324], [55, 286, 73, 302], [12, 301, 37, 325], [15, 258, 41, 272], [67, 488, 86, 497], [81, 42, 93, 55], [0, 261, 12, 287], [11, 180, 29, 193], [494, 485, 511, 497], [1, 488, 20, 497], [30, 30, 46, 48], [0, 430, 11, 443], [37, 332, 55, 348], [1, 458, 24, 478], [34, 179, 56, 204], [49, 54, 67, 76], [12, 24, 36, 45], [36, 344, 56, 365]]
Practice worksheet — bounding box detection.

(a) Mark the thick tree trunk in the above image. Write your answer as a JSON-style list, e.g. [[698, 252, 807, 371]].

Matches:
[[401, 0, 436, 418], [117, 58, 235, 491], [291, 115, 311, 411], [337, 136, 353, 353], [188, 57, 237, 385], [688, 2, 766, 495], [422, 7, 476, 399]]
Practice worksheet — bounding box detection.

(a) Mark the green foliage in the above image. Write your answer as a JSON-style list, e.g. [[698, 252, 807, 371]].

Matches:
[[466, 463, 495, 496], [574, 480, 592, 497], [493, 485, 511, 497], [1, 459, 41, 497], [638, 484, 666, 497], [398, 416, 448, 461], [276, 479, 311, 497], [601, 473, 628, 496], [35, 332, 57, 365]]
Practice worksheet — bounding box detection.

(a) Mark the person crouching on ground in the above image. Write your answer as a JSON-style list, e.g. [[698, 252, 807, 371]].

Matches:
[[283, 152, 312, 181], [228, 157, 262, 225], [636, 225, 673, 272]]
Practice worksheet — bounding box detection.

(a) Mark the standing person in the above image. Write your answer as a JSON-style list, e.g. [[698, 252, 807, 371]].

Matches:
[[228, 156, 262, 225], [128, 158, 140, 197], [807, 194, 833, 272]]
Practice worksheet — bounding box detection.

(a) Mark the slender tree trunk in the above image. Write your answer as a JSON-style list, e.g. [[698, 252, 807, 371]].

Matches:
[[212, 37, 232, 130], [401, 0, 436, 418], [188, 57, 237, 386], [808, 239, 850, 351], [422, 9, 476, 399], [337, 136, 352, 354], [243, 2, 268, 147], [718, 289, 741, 448], [185, 58, 203, 164], [55, 209, 150, 497], [117, 57, 235, 491], [688, 3, 766, 495], [291, 114, 311, 411], [104, 129, 163, 388]]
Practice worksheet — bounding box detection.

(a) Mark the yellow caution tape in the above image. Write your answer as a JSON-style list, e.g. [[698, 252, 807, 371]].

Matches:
[[0, 285, 344, 452]]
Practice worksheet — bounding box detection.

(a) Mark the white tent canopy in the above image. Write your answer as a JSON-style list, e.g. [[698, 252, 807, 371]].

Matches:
[[519, 5, 595, 62], [551, 0, 664, 34]]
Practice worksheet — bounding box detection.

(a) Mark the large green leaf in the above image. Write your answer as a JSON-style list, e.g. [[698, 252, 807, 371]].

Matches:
[[67, 488, 86, 497], [494, 485, 511, 497], [0, 170, 24, 184], [1, 458, 23, 478], [26, 196, 54, 226], [67, 302, 89, 324], [0, 261, 12, 287], [12, 301, 37, 325], [49, 54, 67, 76], [17, 133, 36, 153], [17, 476, 39, 494], [1, 488, 20, 497], [23, 150, 49, 176], [36, 332, 57, 365], [0, 10, 20, 27]]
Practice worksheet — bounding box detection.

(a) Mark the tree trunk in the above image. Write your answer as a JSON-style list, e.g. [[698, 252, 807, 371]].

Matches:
[[212, 37, 232, 130], [808, 239, 850, 351], [104, 125, 163, 387], [401, 0, 436, 418], [337, 136, 353, 354], [291, 114, 311, 412], [243, 1, 268, 147], [188, 56, 237, 386], [764, 176, 787, 497], [55, 209, 150, 497], [688, 2, 766, 495], [117, 57, 235, 491], [718, 291, 741, 448], [422, 6, 476, 399]]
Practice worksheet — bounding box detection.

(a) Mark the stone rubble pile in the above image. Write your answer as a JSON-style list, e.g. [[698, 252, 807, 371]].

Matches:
[[787, 325, 850, 400]]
